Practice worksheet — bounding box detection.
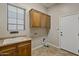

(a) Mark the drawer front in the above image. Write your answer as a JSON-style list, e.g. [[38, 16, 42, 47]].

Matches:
[[0, 45, 17, 56]]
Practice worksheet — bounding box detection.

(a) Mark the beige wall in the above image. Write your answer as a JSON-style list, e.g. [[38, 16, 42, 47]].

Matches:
[[47, 3, 79, 47], [0, 3, 47, 38]]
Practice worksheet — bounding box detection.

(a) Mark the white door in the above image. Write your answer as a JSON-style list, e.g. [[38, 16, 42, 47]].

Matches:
[[60, 14, 79, 55]]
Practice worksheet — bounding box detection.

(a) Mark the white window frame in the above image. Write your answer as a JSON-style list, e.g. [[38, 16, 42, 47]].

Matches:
[[7, 4, 25, 32]]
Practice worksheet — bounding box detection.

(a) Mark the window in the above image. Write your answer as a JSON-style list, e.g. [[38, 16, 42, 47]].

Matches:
[[7, 4, 25, 32]]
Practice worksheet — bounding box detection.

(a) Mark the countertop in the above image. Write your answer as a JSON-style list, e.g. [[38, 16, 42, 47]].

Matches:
[[0, 37, 32, 47]]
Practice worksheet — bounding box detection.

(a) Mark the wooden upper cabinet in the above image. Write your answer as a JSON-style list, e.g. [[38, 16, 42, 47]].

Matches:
[[46, 15, 51, 34], [30, 9, 50, 28], [40, 13, 51, 33], [29, 9, 51, 34], [41, 13, 47, 28], [30, 10, 41, 28], [46, 15, 50, 28]]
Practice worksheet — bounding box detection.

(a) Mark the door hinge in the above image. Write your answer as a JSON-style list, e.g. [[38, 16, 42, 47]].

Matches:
[[78, 33, 79, 36], [78, 50, 79, 53]]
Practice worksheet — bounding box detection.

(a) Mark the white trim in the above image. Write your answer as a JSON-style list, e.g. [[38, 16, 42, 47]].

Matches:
[[32, 42, 60, 50], [32, 45, 43, 50], [48, 42, 60, 48]]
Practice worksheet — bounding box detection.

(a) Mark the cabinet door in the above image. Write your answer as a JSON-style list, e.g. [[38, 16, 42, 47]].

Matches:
[[46, 15, 51, 34], [17, 43, 31, 56], [41, 14, 47, 28], [0, 45, 16, 56], [30, 10, 41, 28]]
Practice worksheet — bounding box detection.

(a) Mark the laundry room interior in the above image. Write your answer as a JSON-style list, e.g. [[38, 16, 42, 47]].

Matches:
[[0, 3, 79, 56]]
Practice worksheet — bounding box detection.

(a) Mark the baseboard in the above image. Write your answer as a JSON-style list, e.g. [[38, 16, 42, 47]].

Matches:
[[32, 42, 60, 50], [48, 42, 60, 48], [32, 45, 43, 50]]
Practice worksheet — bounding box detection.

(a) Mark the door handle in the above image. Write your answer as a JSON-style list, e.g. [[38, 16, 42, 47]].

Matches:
[[60, 32, 63, 36], [60, 34, 63, 36]]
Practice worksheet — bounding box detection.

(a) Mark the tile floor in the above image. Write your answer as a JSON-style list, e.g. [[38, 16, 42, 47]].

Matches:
[[32, 46, 77, 56]]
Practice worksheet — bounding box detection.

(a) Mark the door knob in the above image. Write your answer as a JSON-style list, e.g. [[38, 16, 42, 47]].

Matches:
[[60, 34, 63, 36]]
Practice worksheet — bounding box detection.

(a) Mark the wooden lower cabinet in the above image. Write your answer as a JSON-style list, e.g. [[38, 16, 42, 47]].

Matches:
[[0, 40, 31, 56], [0, 45, 17, 56], [17, 43, 31, 56]]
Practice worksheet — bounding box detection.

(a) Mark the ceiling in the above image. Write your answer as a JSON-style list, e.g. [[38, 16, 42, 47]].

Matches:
[[40, 3, 56, 8]]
